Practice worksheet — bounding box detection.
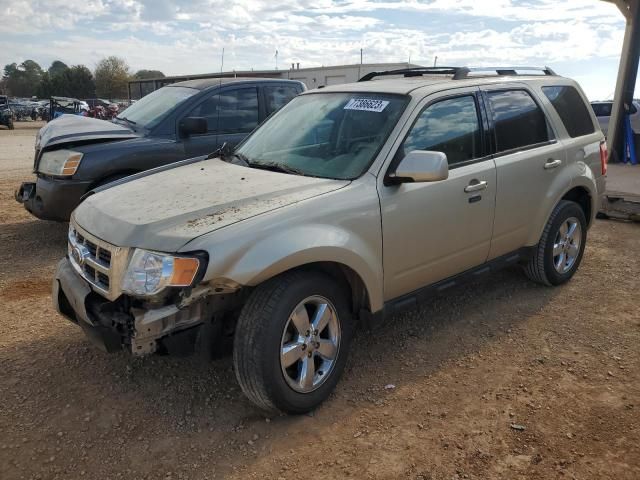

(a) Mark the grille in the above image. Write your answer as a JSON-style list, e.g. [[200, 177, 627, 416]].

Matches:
[[68, 223, 118, 295]]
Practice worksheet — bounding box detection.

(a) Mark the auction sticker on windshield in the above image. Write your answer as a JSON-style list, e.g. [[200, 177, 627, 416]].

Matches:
[[344, 98, 389, 113]]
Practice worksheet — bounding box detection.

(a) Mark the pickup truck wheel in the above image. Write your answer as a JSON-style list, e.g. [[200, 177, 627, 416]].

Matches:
[[524, 200, 587, 286], [233, 271, 353, 413]]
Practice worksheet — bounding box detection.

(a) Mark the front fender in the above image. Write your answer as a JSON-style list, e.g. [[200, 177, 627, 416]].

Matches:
[[182, 178, 385, 312], [212, 224, 383, 312], [243, 225, 382, 308]]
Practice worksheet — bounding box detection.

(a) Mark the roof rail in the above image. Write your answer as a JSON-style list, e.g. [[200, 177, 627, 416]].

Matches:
[[359, 66, 557, 82]]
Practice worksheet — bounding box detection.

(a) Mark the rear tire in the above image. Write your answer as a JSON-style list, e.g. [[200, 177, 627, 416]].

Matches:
[[233, 270, 353, 413], [524, 200, 587, 286]]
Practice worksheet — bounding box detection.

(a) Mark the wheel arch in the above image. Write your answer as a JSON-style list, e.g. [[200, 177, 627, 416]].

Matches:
[[561, 185, 593, 227], [263, 261, 372, 319]]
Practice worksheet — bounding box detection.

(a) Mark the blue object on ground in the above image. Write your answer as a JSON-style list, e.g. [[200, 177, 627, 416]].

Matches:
[[623, 114, 638, 165]]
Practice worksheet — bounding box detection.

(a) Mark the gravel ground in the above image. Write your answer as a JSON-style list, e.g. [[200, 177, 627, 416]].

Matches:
[[1, 122, 639, 480]]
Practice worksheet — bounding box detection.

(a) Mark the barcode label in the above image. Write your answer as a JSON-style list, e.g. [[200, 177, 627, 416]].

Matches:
[[344, 98, 389, 113]]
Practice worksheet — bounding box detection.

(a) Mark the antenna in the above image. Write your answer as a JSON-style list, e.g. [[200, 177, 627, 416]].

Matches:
[[216, 47, 224, 146], [433, 55, 438, 67], [275, 50, 278, 70]]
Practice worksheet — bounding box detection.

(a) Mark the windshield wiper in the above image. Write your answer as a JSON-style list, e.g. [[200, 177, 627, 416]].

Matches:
[[115, 116, 136, 126], [247, 161, 306, 176], [207, 143, 249, 166]]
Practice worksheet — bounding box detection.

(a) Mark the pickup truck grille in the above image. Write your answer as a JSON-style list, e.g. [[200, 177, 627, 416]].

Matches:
[[68, 220, 129, 301]]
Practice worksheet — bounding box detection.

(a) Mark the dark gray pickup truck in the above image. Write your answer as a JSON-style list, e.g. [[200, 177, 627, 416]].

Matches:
[[15, 77, 304, 221]]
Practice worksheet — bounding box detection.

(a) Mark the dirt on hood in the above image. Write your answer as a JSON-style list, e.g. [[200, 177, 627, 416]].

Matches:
[[73, 158, 349, 252]]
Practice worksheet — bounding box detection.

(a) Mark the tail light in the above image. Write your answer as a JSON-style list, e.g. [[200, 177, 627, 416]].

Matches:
[[599, 141, 608, 176]]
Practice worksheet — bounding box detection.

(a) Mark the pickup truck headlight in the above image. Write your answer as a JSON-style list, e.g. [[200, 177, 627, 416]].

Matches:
[[38, 149, 83, 176], [122, 249, 202, 296]]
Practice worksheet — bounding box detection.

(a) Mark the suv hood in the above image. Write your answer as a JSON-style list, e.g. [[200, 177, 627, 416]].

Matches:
[[74, 159, 349, 252], [37, 114, 139, 150]]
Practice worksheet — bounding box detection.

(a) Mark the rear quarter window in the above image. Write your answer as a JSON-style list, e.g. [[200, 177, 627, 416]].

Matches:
[[542, 86, 595, 138]]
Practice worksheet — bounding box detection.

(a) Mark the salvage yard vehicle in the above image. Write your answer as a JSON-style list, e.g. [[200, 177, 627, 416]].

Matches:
[[53, 66, 606, 413], [15, 78, 305, 221], [591, 99, 640, 137], [0, 95, 13, 130]]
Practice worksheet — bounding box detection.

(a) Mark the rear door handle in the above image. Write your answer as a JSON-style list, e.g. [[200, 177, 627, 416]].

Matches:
[[544, 159, 562, 169], [464, 180, 488, 193]]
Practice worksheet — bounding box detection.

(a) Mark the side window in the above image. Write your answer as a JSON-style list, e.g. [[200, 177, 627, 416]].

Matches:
[[401, 95, 482, 166], [542, 86, 595, 138], [188, 95, 219, 132], [187, 87, 259, 134], [487, 90, 551, 153], [264, 85, 300, 115]]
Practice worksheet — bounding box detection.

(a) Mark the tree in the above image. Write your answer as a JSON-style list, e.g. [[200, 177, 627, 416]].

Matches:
[[48, 60, 69, 78], [37, 63, 95, 99], [68, 65, 95, 98], [2, 60, 43, 97], [134, 69, 165, 79], [94, 56, 130, 100]]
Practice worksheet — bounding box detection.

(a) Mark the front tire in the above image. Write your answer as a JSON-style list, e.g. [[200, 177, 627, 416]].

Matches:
[[233, 270, 353, 413], [524, 200, 587, 286]]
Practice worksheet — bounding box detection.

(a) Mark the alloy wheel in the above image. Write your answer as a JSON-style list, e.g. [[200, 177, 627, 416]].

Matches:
[[279, 295, 341, 393], [552, 216, 582, 274]]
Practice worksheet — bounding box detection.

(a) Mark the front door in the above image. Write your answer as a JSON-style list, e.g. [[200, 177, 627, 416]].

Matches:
[[181, 86, 260, 157], [379, 91, 497, 301]]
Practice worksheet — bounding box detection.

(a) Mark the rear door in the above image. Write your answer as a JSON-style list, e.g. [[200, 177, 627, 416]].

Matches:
[[481, 86, 567, 260]]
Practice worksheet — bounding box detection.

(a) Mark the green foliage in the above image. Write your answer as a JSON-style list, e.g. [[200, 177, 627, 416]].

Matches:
[[95, 56, 131, 100], [36, 62, 95, 99], [2, 60, 44, 97], [48, 60, 69, 77], [134, 69, 165, 80]]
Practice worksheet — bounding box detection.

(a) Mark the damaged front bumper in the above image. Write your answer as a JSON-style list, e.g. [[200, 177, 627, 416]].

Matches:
[[15, 176, 92, 222], [53, 257, 212, 355]]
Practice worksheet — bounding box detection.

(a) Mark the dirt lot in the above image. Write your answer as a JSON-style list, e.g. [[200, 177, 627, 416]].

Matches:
[[1, 122, 639, 480]]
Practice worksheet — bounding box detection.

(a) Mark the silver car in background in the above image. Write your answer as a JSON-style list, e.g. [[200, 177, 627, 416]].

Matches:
[[591, 100, 640, 137]]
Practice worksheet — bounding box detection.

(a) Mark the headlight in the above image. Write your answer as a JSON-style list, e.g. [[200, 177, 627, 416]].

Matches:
[[122, 249, 202, 296], [38, 149, 83, 176]]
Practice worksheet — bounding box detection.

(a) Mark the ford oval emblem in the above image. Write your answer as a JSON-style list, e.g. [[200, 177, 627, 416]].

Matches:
[[72, 245, 86, 266]]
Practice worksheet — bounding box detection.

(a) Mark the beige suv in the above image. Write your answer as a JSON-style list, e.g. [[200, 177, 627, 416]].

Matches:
[[53, 67, 607, 413]]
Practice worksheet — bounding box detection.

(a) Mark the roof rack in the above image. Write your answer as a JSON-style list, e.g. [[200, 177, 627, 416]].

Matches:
[[358, 66, 557, 82]]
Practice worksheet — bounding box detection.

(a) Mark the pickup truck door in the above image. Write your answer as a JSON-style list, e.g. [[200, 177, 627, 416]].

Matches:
[[378, 89, 497, 301], [480, 86, 568, 260], [181, 86, 261, 157]]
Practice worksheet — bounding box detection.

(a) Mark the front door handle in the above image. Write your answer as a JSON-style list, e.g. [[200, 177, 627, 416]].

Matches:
[[544, 159, 562, 169], [464, 180, 488, 193]]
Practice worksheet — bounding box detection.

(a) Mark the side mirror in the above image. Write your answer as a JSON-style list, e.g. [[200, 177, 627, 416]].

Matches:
[[388, 150, 449, 184], [179, 117, 208, 136]]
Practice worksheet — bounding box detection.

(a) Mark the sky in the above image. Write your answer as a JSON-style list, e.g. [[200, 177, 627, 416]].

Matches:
[[0, 0, 636, 100]]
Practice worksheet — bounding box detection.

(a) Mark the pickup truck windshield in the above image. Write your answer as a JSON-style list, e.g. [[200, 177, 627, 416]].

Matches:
[[116, 86, 198, 129], [236, 92, 408, 179]]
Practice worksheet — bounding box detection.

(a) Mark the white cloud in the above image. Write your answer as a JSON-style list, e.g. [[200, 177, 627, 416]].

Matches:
[[0, 0, 630, 101]]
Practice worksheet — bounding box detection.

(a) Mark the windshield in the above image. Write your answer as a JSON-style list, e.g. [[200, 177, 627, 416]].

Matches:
[[116, 86, 198, 129], [236, 92, 408, 179]]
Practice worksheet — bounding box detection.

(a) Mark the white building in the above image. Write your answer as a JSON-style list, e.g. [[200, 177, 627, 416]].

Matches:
[[128, 62, 421, 100]]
